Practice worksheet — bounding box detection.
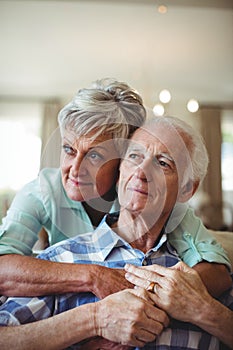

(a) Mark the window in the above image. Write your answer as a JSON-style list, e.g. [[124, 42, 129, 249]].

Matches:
[[221, 109, 233, 229], [0, 101, 42, 219]]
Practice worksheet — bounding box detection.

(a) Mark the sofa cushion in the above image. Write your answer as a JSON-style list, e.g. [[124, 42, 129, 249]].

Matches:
[[210, 230, 233, 270]]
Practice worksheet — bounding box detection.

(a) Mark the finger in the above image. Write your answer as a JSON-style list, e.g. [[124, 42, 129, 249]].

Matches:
[[125, 263, 171, 279], [125, 267, 165, 289], [127, 288, 169, 327], [125, 272, 149, 289], [125, 264, 160, 281], [134, 328, 157, 344], [130, 287, 155, 304], [170, 261, 192, 273], [130, 319, 165, 347], [144, 303, 170, 328]]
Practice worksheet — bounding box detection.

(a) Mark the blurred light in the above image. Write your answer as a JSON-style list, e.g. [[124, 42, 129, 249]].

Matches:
[[159, 89, 171, 103], [187, 99, 199, 113], [158, 5, 168, 14], [153, 104, 165, 116], [0, 121, 41, 191]]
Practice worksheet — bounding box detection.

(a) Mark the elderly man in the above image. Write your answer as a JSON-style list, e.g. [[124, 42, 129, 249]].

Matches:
[[0, 116, 232, 350]]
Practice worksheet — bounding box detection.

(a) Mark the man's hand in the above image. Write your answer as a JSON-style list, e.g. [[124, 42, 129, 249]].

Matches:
[[124, 262, 213, 323], [78, 337, 132, 350], [89, 265, 133, 299], [93, 288, 169, 348]]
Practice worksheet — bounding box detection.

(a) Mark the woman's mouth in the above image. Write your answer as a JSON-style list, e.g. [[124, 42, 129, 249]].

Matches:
[[68, 178, 92, 187]]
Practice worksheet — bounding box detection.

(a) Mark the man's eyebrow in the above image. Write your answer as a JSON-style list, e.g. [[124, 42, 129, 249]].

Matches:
[[158, 152, 175, 163]]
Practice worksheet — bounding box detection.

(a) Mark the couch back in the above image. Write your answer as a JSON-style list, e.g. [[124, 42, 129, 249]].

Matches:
[[210, 230, 233, 270]]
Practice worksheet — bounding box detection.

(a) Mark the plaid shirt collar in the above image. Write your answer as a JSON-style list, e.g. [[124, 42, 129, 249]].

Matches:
[[90, 213, 168, 261]]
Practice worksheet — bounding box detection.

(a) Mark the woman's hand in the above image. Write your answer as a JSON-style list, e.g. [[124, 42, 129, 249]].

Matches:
[[89, 265, 134, 299]]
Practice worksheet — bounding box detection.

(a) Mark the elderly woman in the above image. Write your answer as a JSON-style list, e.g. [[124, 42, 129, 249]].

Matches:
[[0, 116, 232, 350], [0, 80, 231, 302]]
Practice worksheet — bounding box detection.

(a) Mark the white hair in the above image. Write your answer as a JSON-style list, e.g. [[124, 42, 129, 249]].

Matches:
[[143, 116, 209, 186], [58, 78, 146, 151]]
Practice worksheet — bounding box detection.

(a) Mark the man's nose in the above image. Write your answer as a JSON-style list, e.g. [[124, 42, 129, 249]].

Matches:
[[134, 159, 153, 182], [71, 153, 87, 177]]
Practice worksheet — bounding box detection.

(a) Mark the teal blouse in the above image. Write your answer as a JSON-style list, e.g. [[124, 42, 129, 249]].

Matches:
[[0, 168, 231, 270]]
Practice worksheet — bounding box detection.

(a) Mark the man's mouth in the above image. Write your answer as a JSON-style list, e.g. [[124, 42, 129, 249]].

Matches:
[[127, 186, 149, 196]]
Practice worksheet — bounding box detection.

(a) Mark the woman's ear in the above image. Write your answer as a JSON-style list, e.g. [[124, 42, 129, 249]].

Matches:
[[178, 180, 199, 203]]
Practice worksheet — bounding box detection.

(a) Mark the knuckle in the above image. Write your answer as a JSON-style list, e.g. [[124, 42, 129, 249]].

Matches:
[[155, 321, 164, 335]]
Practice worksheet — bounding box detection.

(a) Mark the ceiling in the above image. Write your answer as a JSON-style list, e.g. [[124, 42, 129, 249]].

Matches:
[[0, 0, 233, 108]]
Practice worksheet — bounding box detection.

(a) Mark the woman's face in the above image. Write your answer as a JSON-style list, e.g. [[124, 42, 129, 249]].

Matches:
[[60, 129, 120, 202]]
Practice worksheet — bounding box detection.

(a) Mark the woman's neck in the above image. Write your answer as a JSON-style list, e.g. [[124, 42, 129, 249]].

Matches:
[[83, 188, 117, 228]]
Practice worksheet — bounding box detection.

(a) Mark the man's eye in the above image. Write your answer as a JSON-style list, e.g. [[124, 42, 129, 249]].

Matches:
[[128, 153, 142, 160], [159, 160, 169, 167], [62, 145, 75, 155], [129, 153, 138, 159], [126, 153, 143, 164], [157, 159, 174, 170]]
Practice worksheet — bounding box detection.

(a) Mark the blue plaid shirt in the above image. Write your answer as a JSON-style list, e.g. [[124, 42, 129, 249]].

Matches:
[[0, 214, 232, 350]]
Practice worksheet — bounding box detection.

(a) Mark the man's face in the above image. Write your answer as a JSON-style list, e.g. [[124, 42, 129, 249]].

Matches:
[[118, 125, 191, 221], [60, 129, 120, 202]]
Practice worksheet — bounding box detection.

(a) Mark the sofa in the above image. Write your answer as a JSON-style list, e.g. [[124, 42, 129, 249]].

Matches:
[[210, 230, 233, 269]]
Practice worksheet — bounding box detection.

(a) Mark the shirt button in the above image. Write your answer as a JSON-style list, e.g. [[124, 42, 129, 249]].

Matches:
[[142, 260, 147, 266]]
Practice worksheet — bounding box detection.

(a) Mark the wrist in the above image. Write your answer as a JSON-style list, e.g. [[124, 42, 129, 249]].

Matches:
[[86, 264, 96, 293], [69, 264, 98, 294], [87, 264, 102, 295], [193, 295, 219, 328], [92, 301, 101, 337]]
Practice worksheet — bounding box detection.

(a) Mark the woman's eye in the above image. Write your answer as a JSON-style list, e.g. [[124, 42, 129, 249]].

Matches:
[[62, 145, 75, 155], [86, 152, 103, 162]]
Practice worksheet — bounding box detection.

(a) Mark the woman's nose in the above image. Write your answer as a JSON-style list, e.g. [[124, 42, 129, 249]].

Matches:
[[71, 153, 87, 177]]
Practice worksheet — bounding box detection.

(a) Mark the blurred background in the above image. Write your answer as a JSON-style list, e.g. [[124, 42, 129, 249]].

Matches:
[[0, 0, 233, 230]]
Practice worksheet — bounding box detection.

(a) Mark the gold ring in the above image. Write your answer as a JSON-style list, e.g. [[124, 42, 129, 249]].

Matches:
[[146, 281, 156, 293]]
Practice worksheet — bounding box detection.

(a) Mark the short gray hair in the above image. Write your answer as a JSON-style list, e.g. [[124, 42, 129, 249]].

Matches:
[[143, 116, 209, 186], [58, 78, 146, 151]]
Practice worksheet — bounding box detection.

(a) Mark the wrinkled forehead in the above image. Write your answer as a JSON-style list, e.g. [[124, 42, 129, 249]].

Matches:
[[62, 128, 121, 157], [63, 127, 114, 142], [129, 125, 194, 182], [131, 125, 189, 156]]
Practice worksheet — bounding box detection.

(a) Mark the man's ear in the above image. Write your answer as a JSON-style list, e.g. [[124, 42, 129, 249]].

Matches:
[[178, 180, 199, 203]]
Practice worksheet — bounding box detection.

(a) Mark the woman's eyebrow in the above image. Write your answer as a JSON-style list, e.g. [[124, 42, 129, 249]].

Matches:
[[89, 145, 109, 151], [126, 145, 145, 152], [62, 137, 74, 144]]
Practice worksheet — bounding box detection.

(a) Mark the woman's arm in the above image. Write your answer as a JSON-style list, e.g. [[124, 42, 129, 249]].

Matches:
[[192, 261, 232, 297], [169, 207, 232, 296], [0, 254, 132, 298], [125, 262, 233, 349], [0, 289, 169, 350]]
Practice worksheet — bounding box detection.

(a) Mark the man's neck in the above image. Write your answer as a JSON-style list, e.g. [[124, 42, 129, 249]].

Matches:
[[112, 209, 168, 253]]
